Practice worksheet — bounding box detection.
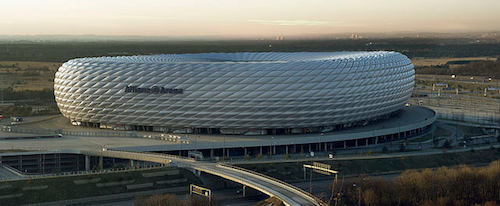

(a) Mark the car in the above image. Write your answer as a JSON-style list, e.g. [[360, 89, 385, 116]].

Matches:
[[10, 116, 23, 122]]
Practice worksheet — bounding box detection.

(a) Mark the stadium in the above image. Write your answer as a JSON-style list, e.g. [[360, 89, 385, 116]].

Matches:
[[54, 51, 415, 135]]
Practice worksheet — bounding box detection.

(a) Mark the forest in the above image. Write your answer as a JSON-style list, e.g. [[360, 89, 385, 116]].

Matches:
[[342, 159, 500, 206], [1, 38, 500, 62]]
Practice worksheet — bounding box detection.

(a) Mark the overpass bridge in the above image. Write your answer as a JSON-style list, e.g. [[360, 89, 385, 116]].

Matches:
[[79, 149, 324, 206]]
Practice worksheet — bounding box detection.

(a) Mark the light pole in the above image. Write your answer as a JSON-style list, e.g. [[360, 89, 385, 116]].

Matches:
[[451, 74, 458, 144], [179, 137, 183, 157], [271, 136, 275, 158], [353, 183, 361, 206], [223, 135, 226, 161]]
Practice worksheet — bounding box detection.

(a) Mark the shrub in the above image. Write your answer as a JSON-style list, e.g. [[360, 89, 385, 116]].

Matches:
[[382, 146, 389, 153], [442, 139, 451, 149]]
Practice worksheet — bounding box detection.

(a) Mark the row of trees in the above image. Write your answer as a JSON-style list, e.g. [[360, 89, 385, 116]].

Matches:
[[2, 38, 500, 62], [342, 160, 500, 206]]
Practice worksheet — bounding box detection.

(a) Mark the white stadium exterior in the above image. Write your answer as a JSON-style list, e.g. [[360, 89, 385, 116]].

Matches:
[[54, 51, 415, 135]]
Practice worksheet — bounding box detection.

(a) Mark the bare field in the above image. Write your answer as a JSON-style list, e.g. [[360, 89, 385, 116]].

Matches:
[[0, 61, 61, 91], [411, 57, 497, 67]]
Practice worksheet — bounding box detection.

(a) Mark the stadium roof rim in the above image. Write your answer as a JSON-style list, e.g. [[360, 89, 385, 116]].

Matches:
[[72, 51, 401, 64]]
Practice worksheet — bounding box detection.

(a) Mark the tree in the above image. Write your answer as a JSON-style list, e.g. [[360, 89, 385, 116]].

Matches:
[[399, 143, 406, 152], [382, 146, 389, 153], [442, 140, 451, 149]]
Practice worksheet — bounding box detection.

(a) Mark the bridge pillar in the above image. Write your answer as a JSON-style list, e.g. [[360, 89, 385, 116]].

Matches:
[[19, 156, 23, 172], [272, 145, 276, 155], [303, 167, 306, 180], [98, 156, 103, 170], [222, 148, 225, 160], [344, 141, 347, 149], [210, 149, 214, 159], [324, 142, 327, 151], [375, 136, 379, 144], [260, 146, 263, 156], [85, 155, 90, 171], [244, 148, 247, 157], [308, 144, 312, 152], [285, 145, 288, 155], [366, 138, 369, 146], [57, 154, 61, 171], [130, 160, 134, 168], [242, 185, 246, 197], [191, 169, 201, 177], [355, 139, 358, 147]]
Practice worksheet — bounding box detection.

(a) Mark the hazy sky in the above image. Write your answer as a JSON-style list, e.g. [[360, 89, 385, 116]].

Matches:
[[2, 0, 500, 37]]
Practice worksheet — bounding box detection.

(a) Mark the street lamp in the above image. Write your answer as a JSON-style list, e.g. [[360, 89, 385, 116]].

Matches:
[[353, 183, 361, 206], [451, 74, 458, 144], [271, 136, 275, 157], [222, 135, 226, 161]]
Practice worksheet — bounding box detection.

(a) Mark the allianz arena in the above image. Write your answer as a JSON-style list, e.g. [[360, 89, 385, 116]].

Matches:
[[54, 51, 415, 135]]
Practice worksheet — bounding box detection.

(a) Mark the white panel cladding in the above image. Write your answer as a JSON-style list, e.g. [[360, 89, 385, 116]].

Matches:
[[54, 51, 415, 129]]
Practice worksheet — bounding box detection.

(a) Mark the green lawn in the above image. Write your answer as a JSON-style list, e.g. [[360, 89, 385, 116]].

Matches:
[[0, 167, 200, 205]]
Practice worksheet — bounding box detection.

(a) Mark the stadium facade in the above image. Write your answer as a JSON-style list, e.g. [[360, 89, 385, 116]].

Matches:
[[54, 52, 415, 135]]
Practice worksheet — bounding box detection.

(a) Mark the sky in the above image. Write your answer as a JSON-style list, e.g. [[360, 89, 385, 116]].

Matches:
[[1, 0, 500, 38]]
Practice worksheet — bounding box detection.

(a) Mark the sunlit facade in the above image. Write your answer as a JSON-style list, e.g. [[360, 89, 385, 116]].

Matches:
[[54, 52, 414, 135]]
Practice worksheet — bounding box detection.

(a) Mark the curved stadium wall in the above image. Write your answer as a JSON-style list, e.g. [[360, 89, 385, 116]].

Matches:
[[54, 52, 415, 135]]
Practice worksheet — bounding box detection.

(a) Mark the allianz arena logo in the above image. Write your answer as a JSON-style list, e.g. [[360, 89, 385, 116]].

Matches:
[[124, 85, 183, 94]]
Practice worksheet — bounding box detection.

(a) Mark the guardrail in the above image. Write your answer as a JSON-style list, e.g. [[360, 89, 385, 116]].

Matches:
[[81, 150, 171, 165], [0, 126, 139, 138], [144, 152, 196, 162], [218, 163, 327, 206], [106, 149, 196, 163], [0, 164, 167, 182]]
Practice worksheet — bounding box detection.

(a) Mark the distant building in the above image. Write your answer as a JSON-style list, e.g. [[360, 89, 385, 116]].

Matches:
[[275, 35, 285, 40], [350, 33, 363, 39]]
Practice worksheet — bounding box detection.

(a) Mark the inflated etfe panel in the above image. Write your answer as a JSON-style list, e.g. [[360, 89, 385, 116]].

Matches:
[[54, 52, 414, 130]]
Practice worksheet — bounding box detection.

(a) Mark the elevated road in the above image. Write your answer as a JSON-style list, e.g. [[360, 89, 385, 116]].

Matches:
[[80, 150, 324, 206]]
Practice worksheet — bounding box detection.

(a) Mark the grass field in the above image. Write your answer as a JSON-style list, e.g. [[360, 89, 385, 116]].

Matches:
[[0, 61, 61, 91], [411, 57, 497, 67], [0, 167, 200, 206]]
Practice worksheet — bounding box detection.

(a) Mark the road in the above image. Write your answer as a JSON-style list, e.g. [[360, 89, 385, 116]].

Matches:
[[196, 163, 320, 206], [86, 150, 324, 206], [0, 164, 25, 180]]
